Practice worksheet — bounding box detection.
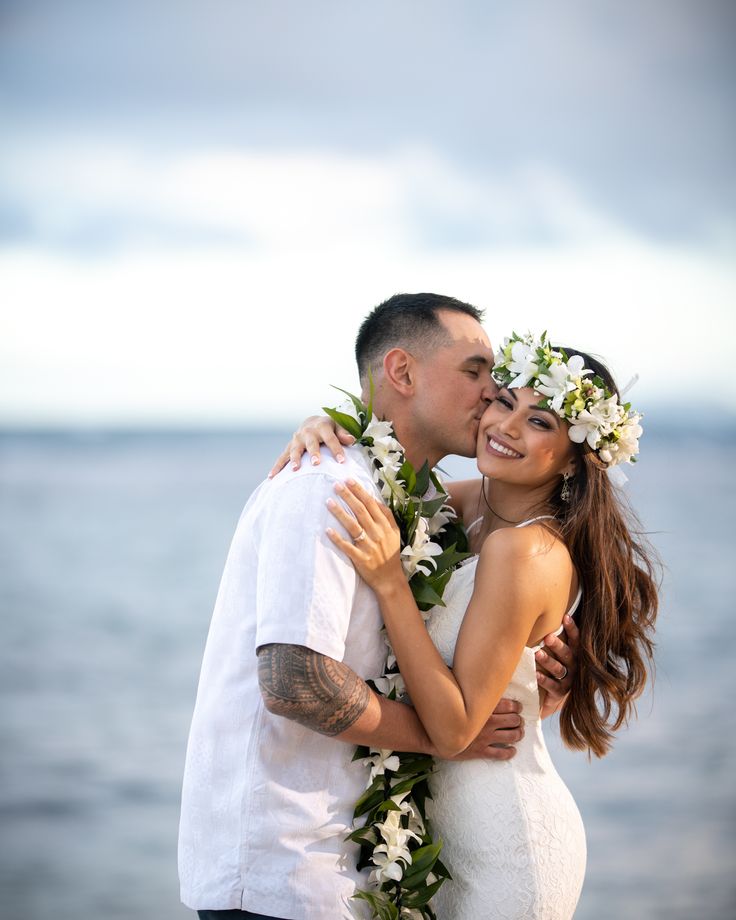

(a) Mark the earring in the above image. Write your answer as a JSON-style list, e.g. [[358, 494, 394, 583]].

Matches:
[[561, 472, 572, 503]]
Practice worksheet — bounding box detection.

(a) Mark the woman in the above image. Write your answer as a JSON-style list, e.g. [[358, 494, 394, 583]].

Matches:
[[282, 333, 658, 919]]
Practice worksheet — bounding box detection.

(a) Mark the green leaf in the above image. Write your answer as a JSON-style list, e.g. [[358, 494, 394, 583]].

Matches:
[[393, 755, 435, 775], [410, 580, 445, 609], [352, 890, 400, 920], [419, 494, 449, 518], [398, 459, 416, 493], [323, 406, 364, 440], [400, 840, 444, 889], [414, 460, 431, 496], [389, 771, 431, 797], [432, 543, 471, 572], [329, 385, 369, 422], [401, 875, 446, 907], [353, 779, 387, 818]]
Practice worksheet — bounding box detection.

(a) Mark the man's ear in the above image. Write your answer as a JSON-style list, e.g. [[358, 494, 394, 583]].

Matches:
[[382, 348, 415, 395]]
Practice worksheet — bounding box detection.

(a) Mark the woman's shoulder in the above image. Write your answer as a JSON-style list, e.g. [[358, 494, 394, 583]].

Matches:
[[477, 521, 571, 574]]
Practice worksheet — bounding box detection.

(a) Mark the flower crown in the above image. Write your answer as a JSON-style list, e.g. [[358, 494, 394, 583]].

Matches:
[[492, 331, 643, 467]]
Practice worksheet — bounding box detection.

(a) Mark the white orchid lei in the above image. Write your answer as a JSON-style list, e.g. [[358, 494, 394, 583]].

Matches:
[[324, 387, 470, 920], [493, 331, 643, 466]]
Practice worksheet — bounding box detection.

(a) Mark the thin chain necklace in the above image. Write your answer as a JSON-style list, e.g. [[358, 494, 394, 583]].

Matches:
[[481, 478, 552, 527]]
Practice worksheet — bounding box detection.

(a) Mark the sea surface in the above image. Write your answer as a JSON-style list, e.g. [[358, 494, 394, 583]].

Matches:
[[0, 426, 734, 919]]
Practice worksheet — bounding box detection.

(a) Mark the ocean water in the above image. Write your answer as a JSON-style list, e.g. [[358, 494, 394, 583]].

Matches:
[[0, 426, 734, 920]]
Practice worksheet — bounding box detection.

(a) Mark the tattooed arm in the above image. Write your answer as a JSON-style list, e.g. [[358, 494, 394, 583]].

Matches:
[[258, 643, 523, 758]]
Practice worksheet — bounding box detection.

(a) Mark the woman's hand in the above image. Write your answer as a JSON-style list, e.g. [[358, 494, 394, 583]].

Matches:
[[325, 479, 403, 592], [269, 415, 356, 478]]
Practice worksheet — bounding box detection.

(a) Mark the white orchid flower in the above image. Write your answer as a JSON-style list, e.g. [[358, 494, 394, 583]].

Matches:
[[363, 417, 395, 442], [505, 339, 540, 389], [372, 673, 406, 698], [426, 505, 456, 536], [400, 517, 443, 577], [362, 748, 401, 782], [375, 810, 422, 851], [369, 849, 407, 884], [599, 412, 642, 465], [537, 355, 592, 413]]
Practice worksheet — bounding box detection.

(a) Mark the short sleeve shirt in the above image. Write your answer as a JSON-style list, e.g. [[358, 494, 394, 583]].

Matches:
[[178, 448, 388, 918]]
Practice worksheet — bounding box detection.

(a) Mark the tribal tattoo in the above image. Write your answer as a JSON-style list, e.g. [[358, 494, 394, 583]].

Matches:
[[257, 644, 371, 737]]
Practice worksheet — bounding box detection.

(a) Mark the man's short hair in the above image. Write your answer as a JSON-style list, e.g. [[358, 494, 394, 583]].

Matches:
[[355, 293, 485, 381]]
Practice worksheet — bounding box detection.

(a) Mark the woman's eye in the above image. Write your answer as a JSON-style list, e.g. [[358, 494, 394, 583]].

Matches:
[[530, 417, 551, 429], [497, 396, 512, 409], [465, 369, 479, 378]]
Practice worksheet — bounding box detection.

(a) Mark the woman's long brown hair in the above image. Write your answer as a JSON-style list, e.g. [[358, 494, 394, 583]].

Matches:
[[549, 348, 659, 757]]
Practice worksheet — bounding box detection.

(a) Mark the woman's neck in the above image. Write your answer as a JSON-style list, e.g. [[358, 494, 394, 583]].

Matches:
[[480, 479, 556, 532]]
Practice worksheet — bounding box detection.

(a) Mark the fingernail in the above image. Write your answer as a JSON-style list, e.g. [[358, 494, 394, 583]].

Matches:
[[292, 462, 299, 470], [346, 478, 356, 486], [326, 498, 336, 508], [564, 614, 572, 624], [536, 672, 543, 683], [311, 456, 320, 466], [267, 472, 274, 479], [336, 454, 345, 463], [326, 527, 335, 535], [334, 482, 345, 492]]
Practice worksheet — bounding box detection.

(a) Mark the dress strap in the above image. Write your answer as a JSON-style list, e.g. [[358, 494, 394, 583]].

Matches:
[[465, 517, 484, 534], [514, 514, 556, 529]]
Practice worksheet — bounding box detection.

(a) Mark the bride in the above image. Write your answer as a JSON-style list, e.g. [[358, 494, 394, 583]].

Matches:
[[283, 332, 659, 919]]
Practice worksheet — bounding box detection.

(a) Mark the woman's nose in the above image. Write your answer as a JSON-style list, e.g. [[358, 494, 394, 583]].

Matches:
[[498, 412, 520, 438]]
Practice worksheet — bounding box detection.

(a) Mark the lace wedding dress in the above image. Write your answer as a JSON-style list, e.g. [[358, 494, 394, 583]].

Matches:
[[425, 528, 586, 919]]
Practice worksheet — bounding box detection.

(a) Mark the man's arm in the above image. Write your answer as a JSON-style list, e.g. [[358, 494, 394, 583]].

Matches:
[[258, 643, 522, 759]]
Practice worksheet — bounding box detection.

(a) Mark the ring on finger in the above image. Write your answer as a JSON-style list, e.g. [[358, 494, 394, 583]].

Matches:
[[353, 529, 367, 544], [558, 666, 568, 680]]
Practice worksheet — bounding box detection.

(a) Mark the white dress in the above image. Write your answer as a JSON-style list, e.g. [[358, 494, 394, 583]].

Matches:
[[424, 520, 586, 919]]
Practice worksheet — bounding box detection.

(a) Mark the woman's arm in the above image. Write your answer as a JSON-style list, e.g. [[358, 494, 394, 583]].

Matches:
[[326, 480, 551, 759], [268, 415, 356, 478]]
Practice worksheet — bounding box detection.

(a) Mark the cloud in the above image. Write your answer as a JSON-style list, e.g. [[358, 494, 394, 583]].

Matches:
[[1, 0, 734, 241], [0, 140, 657, 254], [1, 143, 734, 424]]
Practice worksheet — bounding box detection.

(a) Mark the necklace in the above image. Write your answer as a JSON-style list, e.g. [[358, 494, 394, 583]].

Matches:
[[481, 478, 553, 527]]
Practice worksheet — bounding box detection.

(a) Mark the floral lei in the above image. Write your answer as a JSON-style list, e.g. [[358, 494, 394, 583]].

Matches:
[[325, 387, 470, 920], [493, 331, 643, 466]]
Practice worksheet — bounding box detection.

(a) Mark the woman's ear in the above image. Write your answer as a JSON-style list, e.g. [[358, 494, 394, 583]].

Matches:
[[382, 348, 415, 395], [562, 455, 577, 478]]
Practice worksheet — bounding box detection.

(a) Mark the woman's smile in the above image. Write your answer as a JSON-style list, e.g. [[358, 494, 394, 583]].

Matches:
[[485, 433, 524, 459]]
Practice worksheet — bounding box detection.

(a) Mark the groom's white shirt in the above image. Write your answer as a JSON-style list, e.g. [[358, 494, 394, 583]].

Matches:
[[178, 447, 387, 919]]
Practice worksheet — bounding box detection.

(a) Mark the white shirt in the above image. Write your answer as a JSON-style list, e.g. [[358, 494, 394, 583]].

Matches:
[[178, 447, 387, 918]]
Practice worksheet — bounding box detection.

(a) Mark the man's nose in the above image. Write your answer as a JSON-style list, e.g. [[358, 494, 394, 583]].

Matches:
[[481, 378, 499, 404]]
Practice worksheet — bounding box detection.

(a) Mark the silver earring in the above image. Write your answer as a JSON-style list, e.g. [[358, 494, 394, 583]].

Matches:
[[561, 472, 572, 503]]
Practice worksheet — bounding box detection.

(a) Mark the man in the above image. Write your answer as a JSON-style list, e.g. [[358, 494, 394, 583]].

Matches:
[[179, 293, 575, 920]]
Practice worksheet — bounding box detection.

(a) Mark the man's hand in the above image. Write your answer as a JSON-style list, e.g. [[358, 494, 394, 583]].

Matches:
[[450, 698, 524, 761], [536, 614, 580, 719]]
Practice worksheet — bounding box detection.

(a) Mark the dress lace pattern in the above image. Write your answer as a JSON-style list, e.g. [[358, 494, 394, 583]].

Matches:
[[425, 557, 586, 919]]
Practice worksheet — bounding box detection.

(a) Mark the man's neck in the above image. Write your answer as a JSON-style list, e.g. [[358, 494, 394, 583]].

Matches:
[[368, 396, 437, 470]]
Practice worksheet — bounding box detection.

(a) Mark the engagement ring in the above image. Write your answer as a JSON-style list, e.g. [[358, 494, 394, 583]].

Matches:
[[353, 529, 367, 544]]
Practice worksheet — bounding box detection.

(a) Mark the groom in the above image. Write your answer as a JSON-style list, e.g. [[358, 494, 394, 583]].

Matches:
[[179, 293, 575, 920]]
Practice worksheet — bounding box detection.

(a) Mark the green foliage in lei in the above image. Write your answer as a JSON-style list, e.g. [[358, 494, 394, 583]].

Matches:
[[324, 387, 470, 919]]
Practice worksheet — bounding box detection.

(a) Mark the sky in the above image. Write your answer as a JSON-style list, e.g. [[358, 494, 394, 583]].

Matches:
[[1, 0, 734, 425]]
